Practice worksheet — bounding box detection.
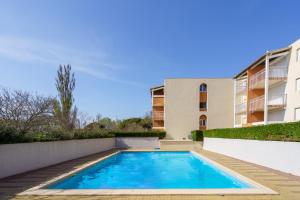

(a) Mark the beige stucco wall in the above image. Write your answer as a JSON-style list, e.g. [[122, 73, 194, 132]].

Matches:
[[285, 39, 300, 122], [164, 78, 234, 140]]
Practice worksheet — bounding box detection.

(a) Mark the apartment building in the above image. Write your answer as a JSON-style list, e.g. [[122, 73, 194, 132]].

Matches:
[[234, 39, 300, 127], [151, 38, 300, 139], [151, 79, 234, 139]]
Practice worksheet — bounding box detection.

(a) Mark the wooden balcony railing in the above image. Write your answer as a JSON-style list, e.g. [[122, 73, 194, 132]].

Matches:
[[153, 97, 164, 106], [152, 111, 164, 121], [249, 68, 288, 89]]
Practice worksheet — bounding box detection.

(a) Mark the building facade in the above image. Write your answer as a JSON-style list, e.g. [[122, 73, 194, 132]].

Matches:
[[234, 39, 300, 127], [151, 79, 234, 139], [151, 38, 300, 139]]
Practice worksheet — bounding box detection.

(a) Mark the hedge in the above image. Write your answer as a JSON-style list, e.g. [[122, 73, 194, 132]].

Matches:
[[204, 121, 300, 142], [112, 131, 166, 139], [191, 130, 203, 141]]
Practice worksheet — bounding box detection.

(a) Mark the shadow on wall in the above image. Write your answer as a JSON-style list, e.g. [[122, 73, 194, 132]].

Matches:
[[115, 137, 160, 149]]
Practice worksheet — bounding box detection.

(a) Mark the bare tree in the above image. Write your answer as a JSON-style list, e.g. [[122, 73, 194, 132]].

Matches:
[[76, 111, 93, 129], [0, 89, 54, 133]]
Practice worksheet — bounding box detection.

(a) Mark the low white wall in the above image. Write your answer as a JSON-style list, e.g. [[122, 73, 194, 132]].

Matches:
[[116, 137, 160, 149], [0, 138, 115, 179], [204, 137, 300, 176]]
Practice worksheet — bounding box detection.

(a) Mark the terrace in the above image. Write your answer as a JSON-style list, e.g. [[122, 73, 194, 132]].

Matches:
[[2, 146, 300, 200]]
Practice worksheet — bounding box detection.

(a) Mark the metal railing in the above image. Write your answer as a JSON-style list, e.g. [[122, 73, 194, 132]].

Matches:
[[249, 68, 288, 89], [236, 79, 247, 94], [152, 111, 164, 121], [249, 94, 287, 113], [249, 95, 264, 113], [268, 94, 287, 109], [235, 102, 247, 114]]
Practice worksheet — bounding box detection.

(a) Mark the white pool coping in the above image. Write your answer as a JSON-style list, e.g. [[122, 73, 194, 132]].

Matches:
[[18, 150, 278, 196]]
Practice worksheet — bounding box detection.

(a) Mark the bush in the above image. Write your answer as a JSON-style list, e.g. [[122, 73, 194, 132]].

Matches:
[[112, 131, 166, 139], [204, 121, 300, 142], [191, 130, 203, 141], [0, 122, 165, 144], [0, 123, 114, 144], [73, 129, 114, 139]]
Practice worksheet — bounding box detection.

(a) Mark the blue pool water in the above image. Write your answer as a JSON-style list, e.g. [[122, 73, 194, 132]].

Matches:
[[48, 151, 252, 189]]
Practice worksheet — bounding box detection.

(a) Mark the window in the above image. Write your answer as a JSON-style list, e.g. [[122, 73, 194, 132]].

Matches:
[[296, 78, 300, 91], [297, 48, 300, 62], [295, 108, 300, 121], [200, 83, 207, 92], [200, 102, 207, 110], [199, 115, 207, 130]]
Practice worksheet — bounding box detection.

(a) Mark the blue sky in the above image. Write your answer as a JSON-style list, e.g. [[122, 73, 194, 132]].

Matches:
[[0, 0, 300, 119]]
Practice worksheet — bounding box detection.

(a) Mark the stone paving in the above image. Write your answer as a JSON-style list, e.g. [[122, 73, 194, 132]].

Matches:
[[0, 145, 300, 200]]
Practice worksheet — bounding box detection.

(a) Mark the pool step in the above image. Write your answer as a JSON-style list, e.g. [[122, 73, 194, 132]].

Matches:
[[159, 140, 202, 151]]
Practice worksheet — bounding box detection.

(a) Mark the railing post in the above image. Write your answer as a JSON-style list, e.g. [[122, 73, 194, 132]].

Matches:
[[264, 53, 269, 125]]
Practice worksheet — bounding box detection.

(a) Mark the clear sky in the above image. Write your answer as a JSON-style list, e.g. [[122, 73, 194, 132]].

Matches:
[[0, 0, 300, 119]]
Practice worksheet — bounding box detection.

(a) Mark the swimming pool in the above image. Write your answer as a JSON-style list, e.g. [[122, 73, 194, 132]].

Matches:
[[20, 151, 277, 195], [48, 151, 251, 189]]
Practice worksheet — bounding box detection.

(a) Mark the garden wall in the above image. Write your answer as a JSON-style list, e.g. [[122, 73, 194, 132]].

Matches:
[[0, 138, 115, 179], [203, 137, 300, 176], [0, 136, 162, 179]]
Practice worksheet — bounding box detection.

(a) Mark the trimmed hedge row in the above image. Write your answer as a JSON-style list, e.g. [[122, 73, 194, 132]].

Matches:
[[112, 131, 166, 139], [204, 121, 300, 142], [191, 130, 204, 141]]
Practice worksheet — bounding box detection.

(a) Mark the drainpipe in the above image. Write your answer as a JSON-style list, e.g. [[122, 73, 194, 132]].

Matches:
[[264, 52, 270, 125]]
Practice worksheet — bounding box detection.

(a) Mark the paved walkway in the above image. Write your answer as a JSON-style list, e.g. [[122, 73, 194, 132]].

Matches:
[[1, 148, 300, 200]]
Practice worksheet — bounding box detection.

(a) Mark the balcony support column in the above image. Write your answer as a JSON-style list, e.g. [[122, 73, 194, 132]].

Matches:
[[233, 79, 237, 127], [264, 53, 270, 125]]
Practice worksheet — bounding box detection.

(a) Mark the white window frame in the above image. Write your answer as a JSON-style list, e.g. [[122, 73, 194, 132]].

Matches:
[[295, 107, 300, 121]]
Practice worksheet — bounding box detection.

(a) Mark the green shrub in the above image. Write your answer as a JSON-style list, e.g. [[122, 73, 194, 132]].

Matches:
[[0, 122, 165, 144], [73, 129, 114, 139], [112, 131, 166, 139], [204, 121, 300, 142], [191, 130, 203, 141]]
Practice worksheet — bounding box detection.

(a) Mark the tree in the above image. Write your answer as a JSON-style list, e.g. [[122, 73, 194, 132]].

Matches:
[[54, 64, 77, 130], [0, 89, 54, 133]]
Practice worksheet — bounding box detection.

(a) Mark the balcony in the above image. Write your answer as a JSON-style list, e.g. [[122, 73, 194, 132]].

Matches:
[[235, 102, 247, 114], [152, 111, 164, 121], [236, 79, 247, 94], [249, 94, 286, 113], [249, 68, 288, 89], [153, 97, 164, 107]]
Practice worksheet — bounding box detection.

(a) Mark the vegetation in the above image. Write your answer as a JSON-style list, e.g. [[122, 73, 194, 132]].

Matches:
[[53, 65, 77, 130], [191, 130, 203, 141], [0, 65, 158, 144], [204, 121, 300, 142], [0, 89, 55, 133], [113, 131, 166, 139], [0, 123, 114, 144]]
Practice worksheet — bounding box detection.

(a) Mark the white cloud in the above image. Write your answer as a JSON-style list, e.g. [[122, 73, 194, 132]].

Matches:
[[0, 35, 145, 87]]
